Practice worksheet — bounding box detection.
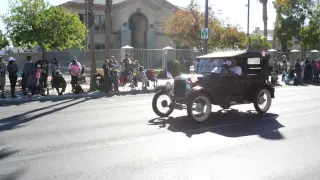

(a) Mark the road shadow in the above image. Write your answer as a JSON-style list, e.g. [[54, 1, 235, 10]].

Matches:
[[148, 109, 284, 140], [0, 98, 92, 132], [0, 169, 25, 180], [0, 148, 19, 162]]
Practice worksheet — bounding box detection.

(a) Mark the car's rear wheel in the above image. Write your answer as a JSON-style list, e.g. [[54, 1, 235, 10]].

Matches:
[[254, 88, 272, 114], [152, 91, 174, 117], [187, 93, 212, 122]]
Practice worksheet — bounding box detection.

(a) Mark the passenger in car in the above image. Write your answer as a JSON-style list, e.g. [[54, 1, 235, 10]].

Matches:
[[226, 59, 242, 75]]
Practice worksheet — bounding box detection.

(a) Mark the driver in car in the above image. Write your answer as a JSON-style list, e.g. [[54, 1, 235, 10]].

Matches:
[[225, 59, 242, 75]]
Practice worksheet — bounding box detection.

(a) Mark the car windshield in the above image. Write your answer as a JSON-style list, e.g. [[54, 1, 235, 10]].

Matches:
[[196, 59, 226, 74]]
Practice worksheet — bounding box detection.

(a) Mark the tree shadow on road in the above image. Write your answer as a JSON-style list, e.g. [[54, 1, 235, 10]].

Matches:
[[148, 109, 285, 140], [0, 98, 93, 132], [0, 148, 19, 162], [0, 147, 24, 179], [0, 169, 25, 180]]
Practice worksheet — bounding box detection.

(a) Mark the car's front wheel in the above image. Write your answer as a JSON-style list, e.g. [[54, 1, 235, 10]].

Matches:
[[152, 91, 175, 117], [187, 93, 212, 122], [254, 88, 272, 114]]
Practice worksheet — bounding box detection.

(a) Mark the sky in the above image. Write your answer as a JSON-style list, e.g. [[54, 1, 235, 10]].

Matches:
[[0, 0, 277, 34]]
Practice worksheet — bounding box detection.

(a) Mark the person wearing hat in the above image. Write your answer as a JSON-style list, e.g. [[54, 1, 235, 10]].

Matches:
[[0, 56, 6, 98], [7, 57, 19, 98]]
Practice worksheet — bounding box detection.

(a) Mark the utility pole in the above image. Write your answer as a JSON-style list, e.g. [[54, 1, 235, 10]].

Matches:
[[88, 0, 97, 91], [247, 0, 251, 50], [85, 0, 88, 50], [204, 0, 209, 54], [105, 0, 112, 60]]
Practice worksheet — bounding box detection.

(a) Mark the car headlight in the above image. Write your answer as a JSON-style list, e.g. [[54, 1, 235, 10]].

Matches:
[[165, 82, 172, 90], [186, 81, 191, 90]]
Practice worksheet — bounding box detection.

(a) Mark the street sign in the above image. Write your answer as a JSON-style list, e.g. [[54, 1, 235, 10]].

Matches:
[[201, 28, 209, 40]]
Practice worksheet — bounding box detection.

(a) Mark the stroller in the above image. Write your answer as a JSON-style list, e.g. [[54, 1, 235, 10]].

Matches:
[[285, 68, 299, 85], [120, 70, 136, 89], [78, 65, 86, 84], [146, 69, 158, 87], [27, 73, 43, 96], [137, 66, 149, 90]]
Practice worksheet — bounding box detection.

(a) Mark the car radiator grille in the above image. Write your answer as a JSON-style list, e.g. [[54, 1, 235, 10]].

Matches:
[[174, 79, 186, 97]]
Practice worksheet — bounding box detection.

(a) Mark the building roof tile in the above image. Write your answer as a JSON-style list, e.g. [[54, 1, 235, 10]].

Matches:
[[68, 0, 127, 5]]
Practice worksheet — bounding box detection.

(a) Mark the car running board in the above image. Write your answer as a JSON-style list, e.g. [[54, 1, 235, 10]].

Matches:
[[230, 101, 250, 105]]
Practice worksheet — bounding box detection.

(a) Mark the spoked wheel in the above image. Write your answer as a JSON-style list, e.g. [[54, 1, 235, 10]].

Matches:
[[152, 91, 175, 117], [187, 93, 212, 122], [254, 88, 272, 114]]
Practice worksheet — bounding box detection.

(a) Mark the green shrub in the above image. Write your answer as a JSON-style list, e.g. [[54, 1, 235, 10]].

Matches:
[[172, 60, 181, 77]]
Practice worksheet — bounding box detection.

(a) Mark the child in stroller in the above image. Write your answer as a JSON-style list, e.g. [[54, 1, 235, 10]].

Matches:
[[137, 66, 148, 90], [285, 68, 299, 85], [27, 73, 42, 96]]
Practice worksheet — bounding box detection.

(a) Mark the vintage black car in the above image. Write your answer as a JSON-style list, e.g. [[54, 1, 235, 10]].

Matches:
[[152, 50, 275, 122]]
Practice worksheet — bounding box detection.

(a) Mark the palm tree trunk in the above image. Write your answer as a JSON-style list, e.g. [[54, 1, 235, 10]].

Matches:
[[262, 1, 268, 38], [105, 0, 112, 60]]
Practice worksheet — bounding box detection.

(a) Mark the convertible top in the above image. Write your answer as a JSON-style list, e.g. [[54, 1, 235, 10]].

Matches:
[[196, 50, 262, 59]]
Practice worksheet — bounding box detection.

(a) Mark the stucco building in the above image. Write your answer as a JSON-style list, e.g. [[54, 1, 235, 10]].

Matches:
[[253, 27, 301, 51], [60, 0, 178, 50]]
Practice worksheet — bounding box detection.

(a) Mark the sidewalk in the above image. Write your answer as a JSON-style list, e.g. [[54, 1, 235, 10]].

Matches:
[[0, 79, 171, 104]]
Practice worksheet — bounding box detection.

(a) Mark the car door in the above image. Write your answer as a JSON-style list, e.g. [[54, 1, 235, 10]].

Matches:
[[217, 74, 236, 95], [233, 75, 248, 95]]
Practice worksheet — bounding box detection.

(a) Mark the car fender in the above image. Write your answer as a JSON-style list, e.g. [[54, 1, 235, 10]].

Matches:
[[259, 84, 275, 98], [154, 85, 167, 93], [186, 86, 217, 103]]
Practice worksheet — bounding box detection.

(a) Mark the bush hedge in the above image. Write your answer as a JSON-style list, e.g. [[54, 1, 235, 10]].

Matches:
[[149, 60, 181, 79], [172, 60, 181, 77]]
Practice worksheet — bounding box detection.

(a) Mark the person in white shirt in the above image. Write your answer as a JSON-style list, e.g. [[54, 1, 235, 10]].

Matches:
[[226, 59, 242, 75]]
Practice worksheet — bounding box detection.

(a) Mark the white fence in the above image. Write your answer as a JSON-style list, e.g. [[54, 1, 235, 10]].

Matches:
[[43, 49, 200, 72]]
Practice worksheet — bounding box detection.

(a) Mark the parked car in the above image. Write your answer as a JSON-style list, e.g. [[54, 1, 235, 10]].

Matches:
[[152, 50, 275, 122]]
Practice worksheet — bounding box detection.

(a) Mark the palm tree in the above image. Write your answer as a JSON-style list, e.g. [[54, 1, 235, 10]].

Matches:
[[105, 0, 112, 60], [259, 0, 268, 38]]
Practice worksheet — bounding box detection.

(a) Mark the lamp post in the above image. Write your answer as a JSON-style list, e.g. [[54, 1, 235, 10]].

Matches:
[[88, 0, 97, 91], [204, 0, 209, 54], [246, 0, 251, 50], [162, 46, 174, 69]]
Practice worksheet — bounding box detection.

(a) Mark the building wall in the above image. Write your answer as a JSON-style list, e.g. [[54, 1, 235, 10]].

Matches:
[[253, 27, 301, 51], [61, 0, 175, 50]]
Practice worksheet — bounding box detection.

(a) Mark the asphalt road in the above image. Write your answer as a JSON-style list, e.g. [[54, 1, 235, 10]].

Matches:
[[1, 85, 320, 180]]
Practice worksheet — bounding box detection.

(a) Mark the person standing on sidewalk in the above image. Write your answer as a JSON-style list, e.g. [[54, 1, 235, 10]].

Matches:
[[68, 58, 81, 92], [40, 60, 49, 89], [22, 56, 35, 95], [50, 58, 60, 89], [281, 58, 288, 82], [0, 56, 6, 98], [102, 59, 111, 93], [7, 57, 19, 98], [295, 59, 302, 84]]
